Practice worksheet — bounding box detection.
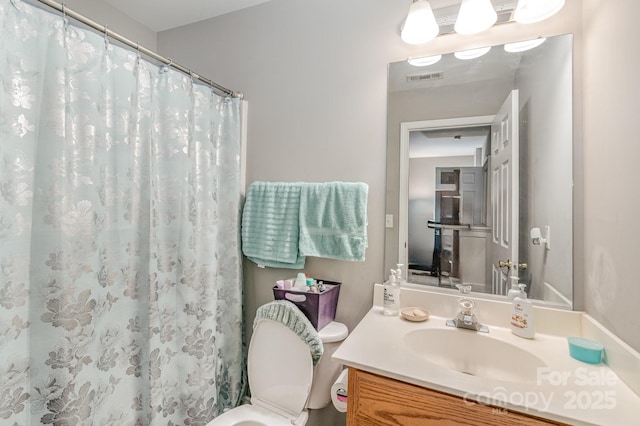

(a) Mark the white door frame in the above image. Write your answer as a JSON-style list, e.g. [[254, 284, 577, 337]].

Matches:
[[399, 115, 495, 279]]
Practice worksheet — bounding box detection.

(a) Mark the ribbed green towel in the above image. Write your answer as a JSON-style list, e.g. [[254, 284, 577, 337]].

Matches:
[[254, 300, 323, 366], [241, 182, 306, 269], [298, 182, 368, 261]]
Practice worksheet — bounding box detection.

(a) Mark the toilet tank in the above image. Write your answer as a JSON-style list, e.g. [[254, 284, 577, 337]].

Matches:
[[307, 322, 349, 409]]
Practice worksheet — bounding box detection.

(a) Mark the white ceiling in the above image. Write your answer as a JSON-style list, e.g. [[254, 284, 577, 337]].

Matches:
[[104, 0, 273, 32], [409, 127, 489, 159]]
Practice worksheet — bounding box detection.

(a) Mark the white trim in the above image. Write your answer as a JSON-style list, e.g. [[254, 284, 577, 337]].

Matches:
[[399, 115, 495, 278]]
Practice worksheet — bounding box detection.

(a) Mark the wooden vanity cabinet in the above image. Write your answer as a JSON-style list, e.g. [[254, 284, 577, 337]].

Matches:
[[347, 368, 566, 426]]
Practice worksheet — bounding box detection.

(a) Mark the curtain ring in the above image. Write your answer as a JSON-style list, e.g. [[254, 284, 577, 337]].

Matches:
[[160, 58, 173, 74], [189, 70, 199, 84], [61, 2, 68, 28], [135, 42, 141, 60], [103, 25, 110, 48]]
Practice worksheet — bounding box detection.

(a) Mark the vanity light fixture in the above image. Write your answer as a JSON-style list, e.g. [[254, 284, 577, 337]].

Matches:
[[514, 0, 566, 24], [454, 0, 497, 35], [454, 46, 491, 60], [504, 37, 547, 52], [408, 54, 442, 67], [401, 0, 440, 45], [400, 0, 566, 45]]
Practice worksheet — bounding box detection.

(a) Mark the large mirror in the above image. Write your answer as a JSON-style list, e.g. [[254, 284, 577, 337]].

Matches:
[[385, 34, 573, 308]]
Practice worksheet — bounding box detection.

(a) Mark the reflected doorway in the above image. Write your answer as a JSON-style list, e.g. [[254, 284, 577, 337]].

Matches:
[[407, 124, 491, 290]]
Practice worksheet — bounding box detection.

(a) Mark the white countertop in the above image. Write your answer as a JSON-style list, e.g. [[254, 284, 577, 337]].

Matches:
[[333, 305, 640, 426]]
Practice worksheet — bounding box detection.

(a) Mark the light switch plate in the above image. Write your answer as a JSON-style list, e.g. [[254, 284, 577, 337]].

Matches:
[[385, 214, 393, 228]]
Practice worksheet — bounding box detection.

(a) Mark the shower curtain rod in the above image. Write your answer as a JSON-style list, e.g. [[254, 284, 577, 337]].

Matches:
[[30, 0, 243, 99]]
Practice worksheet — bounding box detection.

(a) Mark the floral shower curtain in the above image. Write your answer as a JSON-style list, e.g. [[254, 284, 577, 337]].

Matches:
[[0, 0, 245, 424]]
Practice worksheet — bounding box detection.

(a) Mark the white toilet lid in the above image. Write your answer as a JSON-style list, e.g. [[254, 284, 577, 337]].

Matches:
[[318, 321, 348, 343], [248, 319, 314, 420]]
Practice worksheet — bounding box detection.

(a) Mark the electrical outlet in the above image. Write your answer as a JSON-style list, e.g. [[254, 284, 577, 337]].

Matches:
[[385, 214, 393, 228]]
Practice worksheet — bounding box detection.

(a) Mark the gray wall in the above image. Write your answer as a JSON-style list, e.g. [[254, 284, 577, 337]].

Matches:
[[582, 0, 640, 351], [64, 0, 156, 49], [516, 36, 573, 303], [158, 0, 397, 341]]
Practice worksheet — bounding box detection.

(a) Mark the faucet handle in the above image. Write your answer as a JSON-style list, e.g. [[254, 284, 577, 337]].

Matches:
[[458, 298, 475, 313], [455, 284, 472, 294]]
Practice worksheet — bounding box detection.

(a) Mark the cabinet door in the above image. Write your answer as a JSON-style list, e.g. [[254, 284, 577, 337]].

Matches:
[[459, 167, 484, 226], [347, 369, 563, 426]]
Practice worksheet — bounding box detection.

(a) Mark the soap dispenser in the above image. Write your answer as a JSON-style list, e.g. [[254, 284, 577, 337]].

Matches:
[[383, 269, 400, 316], [510, 284, 535, 339], [507, 276, 520, 300], [395, 264, 407, 287]]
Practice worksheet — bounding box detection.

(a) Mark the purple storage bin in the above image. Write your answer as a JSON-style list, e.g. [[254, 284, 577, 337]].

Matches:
[[273, 280, 341, 331]]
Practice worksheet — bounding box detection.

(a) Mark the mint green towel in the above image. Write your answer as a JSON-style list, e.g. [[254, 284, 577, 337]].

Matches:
[[254, 300, 323, 366], [241, 182, 306, 269], [299, 182, 368, 261]]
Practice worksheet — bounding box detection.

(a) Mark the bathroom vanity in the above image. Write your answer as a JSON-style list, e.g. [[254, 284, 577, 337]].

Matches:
[[347, 368, 557, 425], [333, 285, 640, 426]]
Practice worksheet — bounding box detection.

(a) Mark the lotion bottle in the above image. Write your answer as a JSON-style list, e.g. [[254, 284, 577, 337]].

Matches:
[[510, 284, 535, 339], [294, 272, 307, 291], [383, 269, 400, 316]]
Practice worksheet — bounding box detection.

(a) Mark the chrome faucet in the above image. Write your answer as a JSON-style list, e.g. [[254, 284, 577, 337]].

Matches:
[[446, 285, 489, 333]]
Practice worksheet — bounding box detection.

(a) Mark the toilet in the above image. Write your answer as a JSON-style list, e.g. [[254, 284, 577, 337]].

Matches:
[[207, 318, 348, 425]]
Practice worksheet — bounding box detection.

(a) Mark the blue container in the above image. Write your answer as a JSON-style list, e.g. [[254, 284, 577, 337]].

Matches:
[[567, 336, 604, 364], [273, 280, 341, 331]]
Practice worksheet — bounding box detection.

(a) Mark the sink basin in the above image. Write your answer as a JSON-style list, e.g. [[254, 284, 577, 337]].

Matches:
[[403, 328, 546, 383]]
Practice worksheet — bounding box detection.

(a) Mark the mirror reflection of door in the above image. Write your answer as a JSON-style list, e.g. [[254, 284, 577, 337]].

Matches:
[[405, 91, 521, 296], [488, 90, 520, 296], [407, 122, 491, 290]]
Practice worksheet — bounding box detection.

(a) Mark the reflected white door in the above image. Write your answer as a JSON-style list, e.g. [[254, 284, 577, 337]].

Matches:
[[489, 90, 519, 296]]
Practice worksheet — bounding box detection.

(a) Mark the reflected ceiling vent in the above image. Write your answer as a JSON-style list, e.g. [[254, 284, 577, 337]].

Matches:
[[406, 71, 444, 83]]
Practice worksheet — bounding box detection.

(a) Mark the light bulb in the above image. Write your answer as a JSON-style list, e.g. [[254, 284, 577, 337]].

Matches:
[[408, 55, 442, 67], [504, 38, 547, 53], [454, 46, 491, 60], [514, 0, 565, 24], [454, 0, 497, 35], [401, 0, 439, 45]]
